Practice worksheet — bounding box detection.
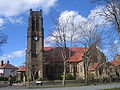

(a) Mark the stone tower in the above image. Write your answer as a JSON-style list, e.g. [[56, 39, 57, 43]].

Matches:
[[26, 9, 44, 80]]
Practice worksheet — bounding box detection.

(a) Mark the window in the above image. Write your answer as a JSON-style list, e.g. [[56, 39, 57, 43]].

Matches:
[[73, 64, 77, 72], [69, 64, 72, 73], [11, 69, 15, 73], [80, 65, 82, 72], [99, 69, 103, 75], [110, 68, 112, 72], [32, 53, 37, 58]]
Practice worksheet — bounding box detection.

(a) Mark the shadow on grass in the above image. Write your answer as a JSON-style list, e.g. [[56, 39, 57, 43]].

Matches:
[[100, 87, 120, 90]]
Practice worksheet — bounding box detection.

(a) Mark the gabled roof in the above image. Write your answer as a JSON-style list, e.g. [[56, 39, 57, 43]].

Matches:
[[19, 47, 88, 72], [44, 47, 88, 62], [67, 48, 88, 62], [0, 73, 4, 75], [90, 63, 100, 71], [110, 59, 120, 66], [0, 63, 18, 69], [116, 54, 120, 56], [44, 47, 54, 51], [18, 65, 26, 72]]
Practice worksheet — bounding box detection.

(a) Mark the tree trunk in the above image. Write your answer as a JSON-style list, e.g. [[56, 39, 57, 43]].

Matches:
[[62, 61, 66, 86], [83, 59, 88, 84], [85, 69, 88, 84], [32, 75, 35, 81]]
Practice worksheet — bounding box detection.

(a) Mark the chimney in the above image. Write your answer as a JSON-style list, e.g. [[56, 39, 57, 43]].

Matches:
[[0, 60, 3, 66], [7, 61, 9, 64]]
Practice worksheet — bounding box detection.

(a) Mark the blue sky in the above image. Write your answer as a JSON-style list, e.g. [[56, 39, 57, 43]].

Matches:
[[0, 0, 119, 66]]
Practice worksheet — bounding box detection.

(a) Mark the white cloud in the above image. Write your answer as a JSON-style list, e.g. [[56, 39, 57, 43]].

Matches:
[[114, 40, 119, 44], [102, 49, 109, 54], [59, 10, 86, 25], [44, 10, 87, 46], [0, 49, 25, 61], [0, 0, 57, 27], [114, 40, 120, 52], [88, 6, 110, 27], [7, 17, 23, 24], [12, 50, 25, 57], [45, 9, 109, 47], [0, 18, 5, 28], [44, 36, 55, 47], [45, 5, 117, 47], [0, 0, 57, 17]]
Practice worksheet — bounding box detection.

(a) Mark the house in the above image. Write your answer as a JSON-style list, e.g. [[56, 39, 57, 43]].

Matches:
[[17, 65, 26, 82], [83, 45, 108, 80], [0, 60, 18, 77], [108, 54, 120, 80], [68, 45, 107, 80]]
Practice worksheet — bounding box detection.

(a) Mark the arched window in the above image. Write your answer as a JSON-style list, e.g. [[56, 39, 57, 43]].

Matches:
[[99, 68, 103, 75]]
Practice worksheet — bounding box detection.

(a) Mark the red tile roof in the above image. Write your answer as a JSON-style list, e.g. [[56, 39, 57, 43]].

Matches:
[[110, 59, 120, 66], [67, 48, 88, 62], [44, 47, 54, 51], [18, 65, 26, 72], [19, 47, 88, 72], [0, 63, 18, 69], [116, 54, 120, 56], [90, 63, 100, 71], [44, 47, 88, 62], [0, 73, 4, 75]]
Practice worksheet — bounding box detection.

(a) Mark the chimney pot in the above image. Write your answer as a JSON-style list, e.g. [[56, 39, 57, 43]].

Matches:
[[0, 60, 3, 66], [7, 61, 9, 64]]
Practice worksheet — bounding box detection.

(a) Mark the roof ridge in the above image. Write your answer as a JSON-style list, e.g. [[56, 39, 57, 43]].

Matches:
[[0, 63, 18, 69]]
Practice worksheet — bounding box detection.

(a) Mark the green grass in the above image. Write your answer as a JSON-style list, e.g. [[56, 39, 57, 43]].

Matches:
[[100, 87, 120, 90], [29, 82, 120, 89], [29, 84, 89, 88], [94, 82, 120, 85]]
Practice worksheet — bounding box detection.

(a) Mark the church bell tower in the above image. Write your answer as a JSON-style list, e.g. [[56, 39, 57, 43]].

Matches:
[[26, 9, 44, 80]]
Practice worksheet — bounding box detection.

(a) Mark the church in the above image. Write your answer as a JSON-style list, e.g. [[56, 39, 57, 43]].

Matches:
[[25, 9, 108, 81]]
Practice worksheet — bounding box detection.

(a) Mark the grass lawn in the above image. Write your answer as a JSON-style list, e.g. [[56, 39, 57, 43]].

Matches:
[[95, 82, 120, 85], [29, 82, 120, 89], [29, 84, 89, 88], [100, 87, 120, 90]]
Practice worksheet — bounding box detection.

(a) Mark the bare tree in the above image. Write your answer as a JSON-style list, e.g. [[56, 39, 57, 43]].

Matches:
[[47, 13, 80, 86], [77, 18, 107, 84], [27, 61, 43, 81], [92, 0, 120, 37], [107, 36, 120, 60], [90, 0, 120, 62], [0, 32, 7, 54], [48, 10, 108, 84]]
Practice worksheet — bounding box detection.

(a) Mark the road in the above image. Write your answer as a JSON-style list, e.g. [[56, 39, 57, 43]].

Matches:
[[0, 83, 120, 90]]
